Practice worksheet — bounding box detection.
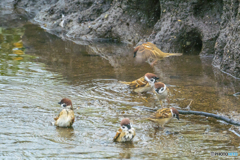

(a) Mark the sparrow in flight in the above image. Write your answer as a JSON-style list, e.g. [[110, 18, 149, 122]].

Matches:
[[134, 42, 182, 66]]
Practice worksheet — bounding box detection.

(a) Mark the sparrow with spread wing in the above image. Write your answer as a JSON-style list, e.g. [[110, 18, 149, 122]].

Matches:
[[120, 73, 159, 102], [120, 73, 159, 94], [134, 42, 182, 66]]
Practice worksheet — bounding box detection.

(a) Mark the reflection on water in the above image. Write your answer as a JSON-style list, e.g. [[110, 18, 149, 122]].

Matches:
[[55, 127, 75, 140], [0, 21, 239, 158]]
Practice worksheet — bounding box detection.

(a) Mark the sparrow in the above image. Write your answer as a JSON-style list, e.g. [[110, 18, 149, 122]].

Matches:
[[54, 98, 75, 127], [120, 73, 159, 94], [113, 118, 136, 142], [153, 82, 169, 106], [147, 107, 179, 128], [133, 42, 182, 66]]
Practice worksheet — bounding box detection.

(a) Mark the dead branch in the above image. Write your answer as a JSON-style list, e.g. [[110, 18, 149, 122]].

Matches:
[[134, 106, 240, 126]]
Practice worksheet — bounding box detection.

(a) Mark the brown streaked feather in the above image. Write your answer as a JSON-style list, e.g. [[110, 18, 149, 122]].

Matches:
[[134, 46, 140, 53], [54, 109, 75, 127], [149, 108, 172, 119], [113, 128, 122, 142], [70, 116, 75, 126], [119, 81, 132, 85], [120, 76, 148, 89], [54, 110, 64, 121]]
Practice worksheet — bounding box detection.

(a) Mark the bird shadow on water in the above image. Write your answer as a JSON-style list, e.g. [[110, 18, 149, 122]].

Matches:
[[147, 125, 180, 137], [117, 142, 135, 159], [55, 127, 75, 140]]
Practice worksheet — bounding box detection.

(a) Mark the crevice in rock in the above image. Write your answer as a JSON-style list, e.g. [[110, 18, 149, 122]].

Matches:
[[233, 0, 239, 19], [179, 30, 202, 55], [193, 0, 223, 22], [127, 0, 160, 28]]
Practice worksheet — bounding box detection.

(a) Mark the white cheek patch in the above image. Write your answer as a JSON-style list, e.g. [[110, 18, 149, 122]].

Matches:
[[66, 105, 72, 109], [121, 126, 128, 131], [145, 75, 151, 82], [170, 109, 173, 117], [145, 76, 155, 87], [60, 103, 65, 108], [158, 85, 166, 94]]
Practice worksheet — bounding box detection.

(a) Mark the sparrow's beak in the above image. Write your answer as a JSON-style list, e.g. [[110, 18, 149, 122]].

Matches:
[[133, 51, 137, 58], [154, 77, 159, 80], [176, 115, 179, 120], [58, 102, 61, 104], [126, 124, 131, 129]]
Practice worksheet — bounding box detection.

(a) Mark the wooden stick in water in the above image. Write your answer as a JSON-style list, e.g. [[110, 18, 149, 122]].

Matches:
[[134, 106, 240, 126]]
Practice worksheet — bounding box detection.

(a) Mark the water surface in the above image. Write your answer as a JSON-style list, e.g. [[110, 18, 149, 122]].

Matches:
[[0, 12, 240, 159]]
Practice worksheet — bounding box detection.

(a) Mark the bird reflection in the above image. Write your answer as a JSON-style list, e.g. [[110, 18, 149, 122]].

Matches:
[[118, 142, 134, 159], [55, 127, 75, 139]]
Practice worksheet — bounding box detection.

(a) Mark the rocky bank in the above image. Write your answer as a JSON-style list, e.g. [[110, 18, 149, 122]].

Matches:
[[3, 0, 240, 78]]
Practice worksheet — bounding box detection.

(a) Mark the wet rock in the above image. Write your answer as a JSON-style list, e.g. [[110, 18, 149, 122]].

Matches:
[[13, 0, 160, 45], [148, 0, 222, 56], [212, 0, 240, 79], [3, 0, 240, 78]]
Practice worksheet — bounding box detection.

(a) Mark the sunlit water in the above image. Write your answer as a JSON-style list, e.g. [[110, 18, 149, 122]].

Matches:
[[0, 11, 240, 159]]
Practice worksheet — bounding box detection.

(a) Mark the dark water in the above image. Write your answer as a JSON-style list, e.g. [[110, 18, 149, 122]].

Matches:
[[0, 10, 240, 159]]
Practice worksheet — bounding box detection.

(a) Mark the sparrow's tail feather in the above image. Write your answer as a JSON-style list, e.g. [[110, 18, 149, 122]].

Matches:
[[164, 53, 183, 57], [146, 118, 155, 122], [119, 81, 131, 85]]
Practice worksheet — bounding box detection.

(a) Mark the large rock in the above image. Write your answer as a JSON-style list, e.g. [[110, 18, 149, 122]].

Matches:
[[10, 0, 240, 78], [14, 0, 160, 45], [212, 0, 240, 78]]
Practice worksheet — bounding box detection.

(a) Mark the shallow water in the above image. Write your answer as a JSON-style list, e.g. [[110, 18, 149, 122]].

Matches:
[[0, 12, 240, 159]]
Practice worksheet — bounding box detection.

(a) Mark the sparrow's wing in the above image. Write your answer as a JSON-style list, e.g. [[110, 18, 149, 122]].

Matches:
[[138, 42, 182, 60], [113, 128, 122, 142], [119, 81, 132, 85], [54, 110, 64, 121], [128, 76, 149, 89], [132, 128, 136, 139], [70, 112, 75, 126], [139, 42, 162, 59], [135, 44, 155, 62], [150, 108, 171, 119]]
